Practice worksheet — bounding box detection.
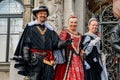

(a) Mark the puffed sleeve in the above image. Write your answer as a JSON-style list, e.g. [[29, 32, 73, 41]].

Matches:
[[59, 29, 71, 40], [82, 36, 94, 56]]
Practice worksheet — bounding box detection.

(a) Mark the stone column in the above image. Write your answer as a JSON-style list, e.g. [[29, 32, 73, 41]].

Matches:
[[63, 0, 74, 28], [63, 0, 86, 34], [47, 0, 64, 34], [23, 0, 33, 28], [74, 0, 86, 34]]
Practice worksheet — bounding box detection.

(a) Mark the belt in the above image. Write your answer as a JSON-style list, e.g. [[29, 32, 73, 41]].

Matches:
[[30, 48, 54, 61]]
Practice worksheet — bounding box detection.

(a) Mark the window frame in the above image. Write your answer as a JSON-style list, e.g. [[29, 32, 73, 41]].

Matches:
[[0, 14, 23, 62], [0, 0, 24, 62]]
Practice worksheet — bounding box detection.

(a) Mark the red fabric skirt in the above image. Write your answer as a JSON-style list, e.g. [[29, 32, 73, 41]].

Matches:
[[54, 54, 84, 80], [54, 63, 67, 80]]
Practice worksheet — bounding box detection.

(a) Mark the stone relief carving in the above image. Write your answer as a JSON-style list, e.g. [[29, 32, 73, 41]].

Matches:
[[47, 0, 63, 33], [39, 0, 44, 3], [53, 0, 62, 4]]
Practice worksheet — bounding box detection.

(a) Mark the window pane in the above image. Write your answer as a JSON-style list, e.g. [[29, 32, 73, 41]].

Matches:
[[9, 18, 23, 60], [0, 18, 7, 34], [0, 18, 7, 62], [0, 35, 7, 62], [9, 35, 20, 60], [0, 0, 24, 14], [10, 18, 23, 33]]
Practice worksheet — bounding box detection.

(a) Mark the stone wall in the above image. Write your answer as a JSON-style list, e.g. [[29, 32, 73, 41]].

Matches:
[[0, 72, 9, 80]]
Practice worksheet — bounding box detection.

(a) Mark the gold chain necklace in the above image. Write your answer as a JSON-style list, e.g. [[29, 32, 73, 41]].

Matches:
[[36, 26, 47, 35]]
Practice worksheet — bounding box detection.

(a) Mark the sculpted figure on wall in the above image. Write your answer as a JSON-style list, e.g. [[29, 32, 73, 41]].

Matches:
[[39, 0, 44, 3], [46, 0, 63, 34]]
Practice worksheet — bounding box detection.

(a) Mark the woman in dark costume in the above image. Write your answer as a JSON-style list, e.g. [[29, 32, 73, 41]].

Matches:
[[82, 18, 108, 80]]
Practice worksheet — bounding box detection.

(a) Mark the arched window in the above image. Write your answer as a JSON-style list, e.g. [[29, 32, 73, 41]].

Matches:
[[0, 0, 25, 62], [0, 0, 24, 14]]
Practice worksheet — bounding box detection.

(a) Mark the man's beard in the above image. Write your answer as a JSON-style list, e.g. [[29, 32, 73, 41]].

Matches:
[[40, 17, 47, 23]]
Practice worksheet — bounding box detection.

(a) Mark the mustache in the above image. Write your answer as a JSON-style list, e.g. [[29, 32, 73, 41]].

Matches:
[[40, 16, 46, 18]]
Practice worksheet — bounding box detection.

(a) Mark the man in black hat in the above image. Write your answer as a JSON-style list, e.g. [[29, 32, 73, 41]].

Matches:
[[13, 6, 72, 80]]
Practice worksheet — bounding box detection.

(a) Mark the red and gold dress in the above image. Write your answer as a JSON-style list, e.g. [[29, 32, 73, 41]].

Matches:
[[54, 29, 84, 80]]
